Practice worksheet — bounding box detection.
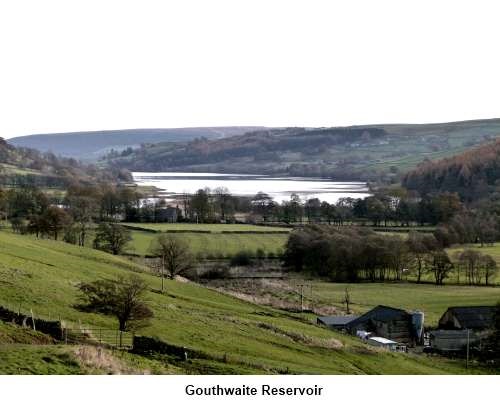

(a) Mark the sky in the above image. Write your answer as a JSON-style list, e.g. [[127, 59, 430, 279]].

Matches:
[[0, 0, 499, 139]]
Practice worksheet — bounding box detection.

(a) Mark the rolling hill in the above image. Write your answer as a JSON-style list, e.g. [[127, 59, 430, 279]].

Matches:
[[8, 127, 266, 161], [106, 118, 500, 182], [0, 137, 130, 187], [0, 230, 484, 374]]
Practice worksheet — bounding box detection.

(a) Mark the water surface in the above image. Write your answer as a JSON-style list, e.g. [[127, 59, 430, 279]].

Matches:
[[132, 172, 370, 204]]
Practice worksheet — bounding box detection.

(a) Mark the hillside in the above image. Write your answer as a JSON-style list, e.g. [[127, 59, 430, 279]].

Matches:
[[403, 138, 500, 200], [0, 230, 482, 374], [9, 127, 266, 161], [106, 119, 500, 182], [0, 137, 131, 187]]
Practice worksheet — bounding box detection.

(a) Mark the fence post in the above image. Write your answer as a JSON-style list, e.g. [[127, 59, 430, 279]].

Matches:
[[30, 309, 36, 331]]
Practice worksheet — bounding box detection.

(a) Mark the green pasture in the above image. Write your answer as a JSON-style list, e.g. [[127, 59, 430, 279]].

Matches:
[[308, 282, 500, 326], [0, 231, 487, 374], [126, 230, 288, 257]]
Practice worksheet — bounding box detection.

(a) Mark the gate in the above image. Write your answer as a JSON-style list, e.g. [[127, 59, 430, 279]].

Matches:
[[63, 328, 134, 349]]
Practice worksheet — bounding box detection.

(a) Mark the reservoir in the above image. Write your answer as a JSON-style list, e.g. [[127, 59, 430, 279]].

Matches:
[[132, 172, 370, 204]]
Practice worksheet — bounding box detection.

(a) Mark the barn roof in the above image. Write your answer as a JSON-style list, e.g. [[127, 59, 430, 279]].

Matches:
[[317, 315, 359, 326], [346, 305, 409, 328], [439, 306, 496, 330]]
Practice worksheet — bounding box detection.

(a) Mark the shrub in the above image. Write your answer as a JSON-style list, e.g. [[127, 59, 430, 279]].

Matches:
[[230, 250, 253, 266]]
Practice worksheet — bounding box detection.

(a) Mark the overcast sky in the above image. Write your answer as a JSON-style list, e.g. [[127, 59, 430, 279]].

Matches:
[[1, 0, 499, 139]]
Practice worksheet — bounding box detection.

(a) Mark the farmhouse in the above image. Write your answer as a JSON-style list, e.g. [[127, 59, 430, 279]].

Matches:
[[317, 315, 359, 330], [156, 207, 179, 223], [345, 305, 423, 345]]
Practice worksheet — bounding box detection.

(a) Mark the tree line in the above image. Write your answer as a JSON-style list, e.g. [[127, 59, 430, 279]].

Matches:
[[283, 225, 497, 285]]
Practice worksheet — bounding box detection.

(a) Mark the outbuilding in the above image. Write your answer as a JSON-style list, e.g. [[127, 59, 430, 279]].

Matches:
[[367, 336, 406, 352], [317, 315, 359, 330], [428, 306, 497, 352], [438, 306, 496, 331]]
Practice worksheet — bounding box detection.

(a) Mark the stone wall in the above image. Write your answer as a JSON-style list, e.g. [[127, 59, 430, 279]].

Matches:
[[0, 305, 63, 340]]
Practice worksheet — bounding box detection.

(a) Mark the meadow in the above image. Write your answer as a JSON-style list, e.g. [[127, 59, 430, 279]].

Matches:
[[0, 231, 488, 374], [126, 229, 288, 257], [309, 282, 500, 326]]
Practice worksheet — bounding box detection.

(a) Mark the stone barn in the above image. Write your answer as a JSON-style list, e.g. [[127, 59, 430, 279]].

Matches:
[[438, 306, 496, 331], [345, 305, 419, 345], [429, 306, 497, 352]]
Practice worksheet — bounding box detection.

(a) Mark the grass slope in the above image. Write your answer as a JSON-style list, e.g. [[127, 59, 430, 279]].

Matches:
[[0, 231, 493, 374]]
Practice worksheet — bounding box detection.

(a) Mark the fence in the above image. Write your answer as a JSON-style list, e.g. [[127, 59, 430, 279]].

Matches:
[[63, 328, 134, 349], [0, 303, 133, 349]]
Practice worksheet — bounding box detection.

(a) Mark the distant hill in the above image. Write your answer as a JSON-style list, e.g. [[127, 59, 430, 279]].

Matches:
[[403, 137, 500, 201], [105, 119, 500, 182], [9, 127, 266, 160], [0, 137, 129, 188]]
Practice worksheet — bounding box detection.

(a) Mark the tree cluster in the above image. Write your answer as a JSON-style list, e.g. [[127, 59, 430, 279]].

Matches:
[[283, 225, 461, 285], [403, 138, 500, 201]]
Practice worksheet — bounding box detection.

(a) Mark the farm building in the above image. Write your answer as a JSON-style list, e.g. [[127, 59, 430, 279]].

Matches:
[[438, 306, 496, 331], [317, 315, 359, 330], [367, 336, 406, 352], [345, 305, 423, 346], [155, 207, 179, 223], [428, 330, 485, 352], [429, 306, 497, 352]]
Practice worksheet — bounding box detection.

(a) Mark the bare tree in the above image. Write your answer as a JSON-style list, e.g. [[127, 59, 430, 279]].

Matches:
[[343, 287, 351, 314], [43, 206, 72, 240], [480, 254, 497, 286], [77, 275, 153, 331], [93, 222, 131, 255], [430, 250, 453, 285], [149, 234, 194, 280], [407, 232, 436, 283]]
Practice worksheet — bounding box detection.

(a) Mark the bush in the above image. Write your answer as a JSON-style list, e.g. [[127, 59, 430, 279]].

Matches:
[[230, 250, 253, 266], [200, 267, 230, 280], [256, 248, 266, 260]]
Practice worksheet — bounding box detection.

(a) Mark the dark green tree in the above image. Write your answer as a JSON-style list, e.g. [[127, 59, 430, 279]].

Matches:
[[77, 275, 153, 331]]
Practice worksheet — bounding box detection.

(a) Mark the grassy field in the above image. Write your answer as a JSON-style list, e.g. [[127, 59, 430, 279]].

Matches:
[[309, 282, 500, 326], [126, 229, 288, 257], [205, 278, 500, 326], [448, 243, 500, 264], [0, 231, 490, 374]]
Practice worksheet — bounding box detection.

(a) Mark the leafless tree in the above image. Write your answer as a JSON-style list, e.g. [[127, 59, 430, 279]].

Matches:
[[149, 234, 194, 280]]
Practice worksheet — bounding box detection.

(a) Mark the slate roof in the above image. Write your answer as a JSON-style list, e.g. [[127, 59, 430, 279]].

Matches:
[[346, 305, 409, 328], [317, 315, 359, 326], [439, 306, 497, 330]]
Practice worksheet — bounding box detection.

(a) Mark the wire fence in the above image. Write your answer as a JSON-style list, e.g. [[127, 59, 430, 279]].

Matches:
[[0, 300, 132, 349]]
